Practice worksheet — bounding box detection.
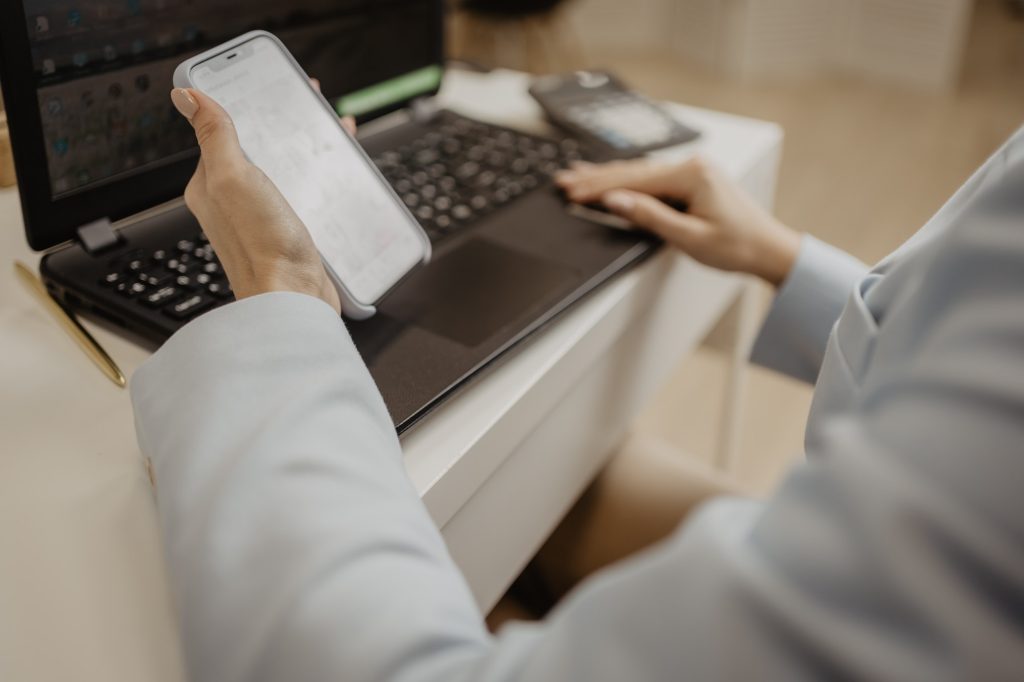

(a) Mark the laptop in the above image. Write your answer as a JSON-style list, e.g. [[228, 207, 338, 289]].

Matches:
[[0, 0, 657, 432]]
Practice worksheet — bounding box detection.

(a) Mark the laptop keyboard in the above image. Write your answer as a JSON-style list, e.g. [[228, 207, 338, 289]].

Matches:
[[371, 111, 586, 243], [97, 112, 585, 325], [99, 233, 234, 321]]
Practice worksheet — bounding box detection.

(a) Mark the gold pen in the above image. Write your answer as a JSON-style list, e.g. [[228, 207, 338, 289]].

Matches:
[[13, 260, 127, 388]]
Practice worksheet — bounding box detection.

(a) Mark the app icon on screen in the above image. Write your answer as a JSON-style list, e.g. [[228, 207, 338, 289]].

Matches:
[[34, 16, 50, 33]]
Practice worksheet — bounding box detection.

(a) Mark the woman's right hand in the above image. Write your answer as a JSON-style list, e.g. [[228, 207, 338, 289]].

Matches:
[[556, 157, 801, 287]]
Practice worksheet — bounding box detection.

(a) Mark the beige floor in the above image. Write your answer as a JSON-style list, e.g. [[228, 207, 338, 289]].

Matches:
[[455, 0, 1024, 492]]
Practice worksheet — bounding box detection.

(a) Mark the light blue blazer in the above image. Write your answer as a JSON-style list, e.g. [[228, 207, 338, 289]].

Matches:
[[132, 126, 1024, 681]]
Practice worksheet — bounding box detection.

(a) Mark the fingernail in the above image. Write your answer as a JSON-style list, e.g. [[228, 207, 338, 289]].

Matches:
[[170, 88, 198, 120], [604, 191, 635, 214]]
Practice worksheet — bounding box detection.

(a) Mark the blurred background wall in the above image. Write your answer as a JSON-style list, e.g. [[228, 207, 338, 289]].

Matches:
[[452, 0, 1024, 491]]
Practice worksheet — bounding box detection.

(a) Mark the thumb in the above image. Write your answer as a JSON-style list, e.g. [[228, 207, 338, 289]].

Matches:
[[171, 88, 247, 172], [602, 190, 706, 249]]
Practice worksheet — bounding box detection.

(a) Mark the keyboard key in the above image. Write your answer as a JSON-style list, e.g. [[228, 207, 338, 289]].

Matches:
[[100, 272, 124, 287], [207, 281, 233, 299], [415, 149, 439, 165], [163, 293, 215, 320], [117, 281, 148, 298], [137, 272, 170, 287], [176, 274, 198, 289], [176, 239, 195, 253], [110, 249, 144, 269], [142, 285, 182, 308], [456, 162, 479, 179]]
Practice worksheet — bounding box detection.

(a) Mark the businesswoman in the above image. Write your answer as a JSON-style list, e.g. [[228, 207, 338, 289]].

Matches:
[[133, 87, 1024, 680]]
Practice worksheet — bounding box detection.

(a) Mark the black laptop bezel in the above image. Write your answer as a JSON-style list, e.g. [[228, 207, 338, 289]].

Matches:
[[0, 0, 446, 253]]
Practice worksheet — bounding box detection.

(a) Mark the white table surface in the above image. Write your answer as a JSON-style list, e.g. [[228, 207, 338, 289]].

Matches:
[[0, 68, 782, 682]]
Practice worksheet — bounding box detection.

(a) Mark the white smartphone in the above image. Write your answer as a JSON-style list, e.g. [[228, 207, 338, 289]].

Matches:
[[174, 31, 431, 319]]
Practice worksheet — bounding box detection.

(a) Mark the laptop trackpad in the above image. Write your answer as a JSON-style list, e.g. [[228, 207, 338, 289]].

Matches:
[[383, 238, 577, 348]]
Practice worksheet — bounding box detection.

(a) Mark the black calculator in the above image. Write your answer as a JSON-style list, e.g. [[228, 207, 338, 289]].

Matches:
[[529, 71, 701, 159]]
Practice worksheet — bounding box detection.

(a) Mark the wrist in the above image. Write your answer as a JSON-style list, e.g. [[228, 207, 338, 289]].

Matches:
[[235, 259, 341, 313], [752, 222, 801, 288]]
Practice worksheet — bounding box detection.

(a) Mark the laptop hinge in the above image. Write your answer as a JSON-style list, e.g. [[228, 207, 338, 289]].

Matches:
[[411, 96, 440, 123], [76, 217, 121, 255]]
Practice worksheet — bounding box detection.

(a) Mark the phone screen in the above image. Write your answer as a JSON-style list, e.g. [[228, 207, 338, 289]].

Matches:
[[191, 35, 425, 305]]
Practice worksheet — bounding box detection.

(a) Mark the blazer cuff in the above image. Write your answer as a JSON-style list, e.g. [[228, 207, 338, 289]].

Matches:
[[750, 235, 869, 384]]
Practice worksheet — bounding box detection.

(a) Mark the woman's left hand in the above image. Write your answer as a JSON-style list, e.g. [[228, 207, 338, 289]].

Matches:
[[170, 87, 354, 314]]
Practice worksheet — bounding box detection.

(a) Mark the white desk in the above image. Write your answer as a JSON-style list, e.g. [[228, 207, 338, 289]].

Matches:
[[0, 69, 781, 682]]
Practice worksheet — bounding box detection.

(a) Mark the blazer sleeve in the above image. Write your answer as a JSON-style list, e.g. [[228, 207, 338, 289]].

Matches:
[[749, 234, 868, 384], [134, 157, 1024, 682]]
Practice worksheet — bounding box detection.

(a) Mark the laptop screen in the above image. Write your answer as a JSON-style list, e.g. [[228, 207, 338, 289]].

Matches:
[[20, 0, 441, 202]]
